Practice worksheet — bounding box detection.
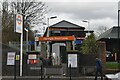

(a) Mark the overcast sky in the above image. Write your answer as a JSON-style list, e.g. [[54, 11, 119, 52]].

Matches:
[[37, 0, 120, 35], [5, 0, 120, 35]]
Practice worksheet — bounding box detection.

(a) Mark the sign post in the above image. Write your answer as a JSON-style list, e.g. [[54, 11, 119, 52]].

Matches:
[[15, 14, 23, 76]]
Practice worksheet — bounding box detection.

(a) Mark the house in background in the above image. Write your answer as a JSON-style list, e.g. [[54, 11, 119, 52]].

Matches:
[[97, 26, 120, 62], [38, 20, 94, 65]]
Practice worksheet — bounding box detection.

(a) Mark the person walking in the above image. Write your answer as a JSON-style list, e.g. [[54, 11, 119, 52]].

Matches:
[[95, 58, 103, 80]]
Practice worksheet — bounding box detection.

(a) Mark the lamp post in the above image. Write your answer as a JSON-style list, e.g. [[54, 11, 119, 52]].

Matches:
[[82, 20, 90, 37], [82, 20, 89, 30], [20, 13, 30, 76], [118, 1, 120, 63], [47, 16, 57, 58], [24, 19, 31, 52], [24, 27, 28, 52], [47, 16, 57, 36]]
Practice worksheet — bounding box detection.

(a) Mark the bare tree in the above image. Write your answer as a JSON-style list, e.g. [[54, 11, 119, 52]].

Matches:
[[2, 1, 13, 30], [2, 1, 20, 44], [97, 25, 108, 35], [2, 0, 48, 43], [10, 0, 48, 28]]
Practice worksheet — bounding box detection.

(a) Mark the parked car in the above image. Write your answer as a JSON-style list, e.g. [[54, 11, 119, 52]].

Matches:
[[105, 72, 120, 80]]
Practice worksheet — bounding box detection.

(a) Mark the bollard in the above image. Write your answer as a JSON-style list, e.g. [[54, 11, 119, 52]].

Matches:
[[14, 60, 16, 80], [41, 64, 43, 80], [39, 65, 40, 80], [69, 64, 71, 80]]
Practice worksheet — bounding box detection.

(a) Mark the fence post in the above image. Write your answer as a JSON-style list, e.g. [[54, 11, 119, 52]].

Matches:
[[69, 64, 71, 80], [14, 60, 16, 80], [41, 64, 43, 80]]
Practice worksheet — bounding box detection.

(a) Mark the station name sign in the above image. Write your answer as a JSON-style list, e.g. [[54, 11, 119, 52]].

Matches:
[[15, 14, 23, 33], [39, 36, 75, 41]]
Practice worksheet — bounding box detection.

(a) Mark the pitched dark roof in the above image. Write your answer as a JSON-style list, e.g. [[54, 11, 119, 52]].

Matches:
[[43, 20, 85, 37], [49, 20, 85, 29], [97, 26, 120, 40]]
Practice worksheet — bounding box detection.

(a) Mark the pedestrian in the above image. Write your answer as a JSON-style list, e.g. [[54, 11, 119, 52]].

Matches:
[[42, 58, 48, 67], [95, 58, 103, 80], [47, 56, 53, 66]]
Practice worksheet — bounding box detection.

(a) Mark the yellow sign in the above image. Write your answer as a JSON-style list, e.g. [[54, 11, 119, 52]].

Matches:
[[16, 55, 20, 60]]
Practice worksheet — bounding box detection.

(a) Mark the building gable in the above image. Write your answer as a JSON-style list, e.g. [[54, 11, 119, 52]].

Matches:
[[97, 26, 120, 40], [50, 20, 85, 29]]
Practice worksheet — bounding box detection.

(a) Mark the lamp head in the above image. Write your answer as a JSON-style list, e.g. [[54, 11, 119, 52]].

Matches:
[[50, 16, 57, 19], [82, 20, 88, 22]]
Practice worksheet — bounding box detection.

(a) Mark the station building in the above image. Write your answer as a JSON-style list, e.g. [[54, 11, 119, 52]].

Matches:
[[98, 26, 120, 62], [38, 20, 94, 65]]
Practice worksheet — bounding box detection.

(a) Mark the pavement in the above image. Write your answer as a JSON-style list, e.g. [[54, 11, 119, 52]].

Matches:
[[2, 76, 105, 80]]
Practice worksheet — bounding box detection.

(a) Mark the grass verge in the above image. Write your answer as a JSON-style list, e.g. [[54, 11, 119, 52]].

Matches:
[[105, 62, 120, 69]]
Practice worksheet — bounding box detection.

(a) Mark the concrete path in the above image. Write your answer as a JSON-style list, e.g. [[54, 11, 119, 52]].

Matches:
[[2, 76, 104, 80]]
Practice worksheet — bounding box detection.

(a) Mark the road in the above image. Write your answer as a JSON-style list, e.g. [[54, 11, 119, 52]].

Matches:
[[2, 76, 104, 80]]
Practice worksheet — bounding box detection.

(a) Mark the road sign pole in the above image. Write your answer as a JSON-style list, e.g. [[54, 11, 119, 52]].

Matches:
[[14, 58, 16, 80], [20, 14, 23, 76], [20, 30, 23, 76], [14, 13, 23, 76]]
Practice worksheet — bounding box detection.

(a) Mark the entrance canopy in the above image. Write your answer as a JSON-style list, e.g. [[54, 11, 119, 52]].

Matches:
[[39, 36, 75, 41]]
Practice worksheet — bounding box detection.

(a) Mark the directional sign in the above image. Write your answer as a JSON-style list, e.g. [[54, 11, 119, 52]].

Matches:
[[28, 41, 35, 45]]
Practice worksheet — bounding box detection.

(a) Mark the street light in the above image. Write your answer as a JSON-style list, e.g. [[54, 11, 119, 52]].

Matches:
[[82, 20, 90, 37], [24, 20, 31, 52], [82, 20, 89, 30], [47, 16, 57, 58], [24, 27, 28, 51], [118, 1, 120, 63], [47, 16, 57, 27], [47, 16, 57, 37]]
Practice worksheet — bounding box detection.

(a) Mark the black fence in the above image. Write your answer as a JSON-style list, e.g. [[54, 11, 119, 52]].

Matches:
[[2, 44, 96, 77], [2, 44, 20, 76], [80, 54, 96, 66]]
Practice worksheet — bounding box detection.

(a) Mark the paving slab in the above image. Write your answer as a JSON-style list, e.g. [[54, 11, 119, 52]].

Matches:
[[2, 76, 104, 80]]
